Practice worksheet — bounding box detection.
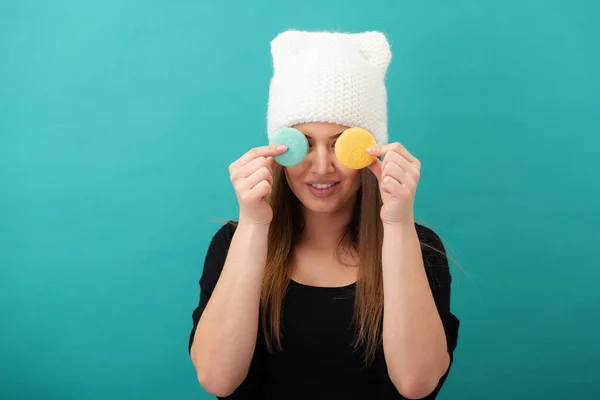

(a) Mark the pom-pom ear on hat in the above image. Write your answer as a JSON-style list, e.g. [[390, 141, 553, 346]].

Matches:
[[267, 30, 392, 145]]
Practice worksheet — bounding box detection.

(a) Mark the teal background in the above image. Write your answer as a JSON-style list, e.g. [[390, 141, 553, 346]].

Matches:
[[1, 0, 599, 399]]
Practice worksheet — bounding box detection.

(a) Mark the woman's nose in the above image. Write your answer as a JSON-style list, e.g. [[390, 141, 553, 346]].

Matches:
[[310, 145, 335, 174]]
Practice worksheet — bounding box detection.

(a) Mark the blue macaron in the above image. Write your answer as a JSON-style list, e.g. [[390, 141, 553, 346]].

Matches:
[[269, 127, 309, 167]]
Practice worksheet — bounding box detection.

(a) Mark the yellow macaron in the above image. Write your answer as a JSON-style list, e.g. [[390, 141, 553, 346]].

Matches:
[[334, 127, 377, 169]]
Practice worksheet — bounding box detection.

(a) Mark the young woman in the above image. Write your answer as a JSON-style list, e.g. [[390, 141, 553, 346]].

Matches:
[[188, 30, 460, 400]]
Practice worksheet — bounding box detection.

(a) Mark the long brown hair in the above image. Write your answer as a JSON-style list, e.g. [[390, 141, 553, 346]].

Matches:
[[259, 164, 385, 365]]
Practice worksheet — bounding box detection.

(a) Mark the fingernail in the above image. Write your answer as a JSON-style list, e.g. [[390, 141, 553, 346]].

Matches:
[[366, 146, 375, 153], [277, 145, 287, 151]]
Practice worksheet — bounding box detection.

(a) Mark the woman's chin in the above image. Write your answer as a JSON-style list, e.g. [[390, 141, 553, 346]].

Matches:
[[298, 194, 354, 215], [303, 202, 340, 214]]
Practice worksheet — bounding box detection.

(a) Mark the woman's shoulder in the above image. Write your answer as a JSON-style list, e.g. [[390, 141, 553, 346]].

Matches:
[[200, 221, 238, 284], [210, 220, 237, 249], [414, 222, 445, 249], [414, 222, 451, 273], [209, 220, 237, 243], [202, 220, 237, 266]]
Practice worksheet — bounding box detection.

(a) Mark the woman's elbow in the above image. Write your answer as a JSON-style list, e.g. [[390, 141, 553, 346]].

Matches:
[[394, 354, 450, 398], [391, 367, 447, 399], [191, 346, 240, 397], [196, 368, 239, 397], [395, 378, 439, 399]]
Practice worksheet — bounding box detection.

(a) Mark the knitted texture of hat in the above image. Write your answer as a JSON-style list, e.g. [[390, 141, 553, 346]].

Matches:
[[267, 30, 392, 145]]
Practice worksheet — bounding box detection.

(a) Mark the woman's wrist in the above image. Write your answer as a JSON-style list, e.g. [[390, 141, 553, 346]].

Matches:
[[382, 219, 416, 235], [236, 218, 271, 235]]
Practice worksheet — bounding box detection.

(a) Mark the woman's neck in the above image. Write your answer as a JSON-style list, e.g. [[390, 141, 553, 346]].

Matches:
[[298, 207, 354, 251]]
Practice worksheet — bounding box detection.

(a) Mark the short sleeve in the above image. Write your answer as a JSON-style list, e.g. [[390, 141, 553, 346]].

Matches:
[[416, 224, 460, 357], [188, 222, 237, 353]]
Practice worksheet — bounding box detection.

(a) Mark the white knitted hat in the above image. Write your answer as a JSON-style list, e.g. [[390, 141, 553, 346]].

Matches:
[[267, 30, 392, 145]]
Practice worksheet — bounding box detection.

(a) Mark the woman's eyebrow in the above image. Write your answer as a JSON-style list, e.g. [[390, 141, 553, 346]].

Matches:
[[304, 131, 344, 140]]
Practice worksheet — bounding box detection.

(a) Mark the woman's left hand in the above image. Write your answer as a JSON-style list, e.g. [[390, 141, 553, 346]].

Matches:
[[366, 142, 421, 226]]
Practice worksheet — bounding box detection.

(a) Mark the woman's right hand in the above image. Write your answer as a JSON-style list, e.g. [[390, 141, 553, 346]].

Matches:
[[228, 144, 288, 226]]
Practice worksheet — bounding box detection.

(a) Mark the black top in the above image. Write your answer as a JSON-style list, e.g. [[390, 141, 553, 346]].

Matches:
[[189, 222, 460, 399]]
